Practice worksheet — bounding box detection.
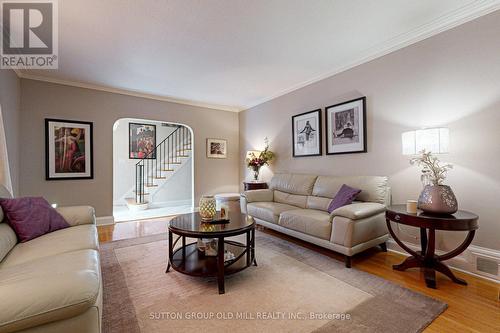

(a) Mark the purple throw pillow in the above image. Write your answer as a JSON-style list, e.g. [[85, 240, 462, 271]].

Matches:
[[327, 184, 362, 214], [0, 197, 70, 242]]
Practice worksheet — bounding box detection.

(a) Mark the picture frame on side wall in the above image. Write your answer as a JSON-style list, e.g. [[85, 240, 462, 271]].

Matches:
[[292, 109, 322, 157], [45, 118, 94, 180], [325, 97, 367, 155], [207, 138, 227, 159]]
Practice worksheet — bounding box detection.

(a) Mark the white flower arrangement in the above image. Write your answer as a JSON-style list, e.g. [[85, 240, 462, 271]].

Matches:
[[410, 150, 453, 186]]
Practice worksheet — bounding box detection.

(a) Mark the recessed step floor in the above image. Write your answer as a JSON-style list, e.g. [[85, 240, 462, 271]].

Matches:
[[125, 198, 149, 211]]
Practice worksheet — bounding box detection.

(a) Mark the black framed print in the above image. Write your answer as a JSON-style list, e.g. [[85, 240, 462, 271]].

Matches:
[[129, 123, 156, 159], [45, 118, 94, 180], [325, 97, 367, 155], [292, 109, 322, 157]]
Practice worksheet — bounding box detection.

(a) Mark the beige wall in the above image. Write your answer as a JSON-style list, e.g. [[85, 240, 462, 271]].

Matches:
[[20, 79, 239, 217], [0, 69, 21, 195], [240, 11, 500, 251]]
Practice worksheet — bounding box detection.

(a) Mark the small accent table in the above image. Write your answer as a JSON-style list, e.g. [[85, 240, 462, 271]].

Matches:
[[166, 212, 256, 294], [243, 181, 268, 191], [386, 205, 478, 289]]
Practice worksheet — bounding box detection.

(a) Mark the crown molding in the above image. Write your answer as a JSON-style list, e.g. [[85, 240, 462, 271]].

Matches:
[[241, 0, 500, 110], [16, 72, 243, 112], [11, 1, 500, 112]]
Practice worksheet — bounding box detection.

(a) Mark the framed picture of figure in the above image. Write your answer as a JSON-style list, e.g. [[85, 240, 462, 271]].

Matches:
[[129, 123, 156, 159], [45, 119, 93, 180], [206, 138, 227, 159], [325, 97, 367, 155], [292, 109, 322, 157]]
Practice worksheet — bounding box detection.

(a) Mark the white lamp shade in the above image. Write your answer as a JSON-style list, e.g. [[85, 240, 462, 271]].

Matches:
[[402, 128, 449, 155], [246, 150, 261, 159]]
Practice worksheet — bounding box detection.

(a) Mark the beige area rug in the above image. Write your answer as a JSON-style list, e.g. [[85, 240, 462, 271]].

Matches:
[[101, 232, 446, 333]]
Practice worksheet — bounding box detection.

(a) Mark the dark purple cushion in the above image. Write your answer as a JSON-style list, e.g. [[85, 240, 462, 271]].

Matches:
[[0, 197, 69, 242], [327, 184, 362, 213]]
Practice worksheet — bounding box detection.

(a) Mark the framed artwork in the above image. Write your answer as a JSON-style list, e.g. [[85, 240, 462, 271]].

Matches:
[[325, 97, 367, 155], [206, 138, 227, 159], [129, 123, 156, 159], [292, 109, 322, 157], [45, 118, 93, 180]]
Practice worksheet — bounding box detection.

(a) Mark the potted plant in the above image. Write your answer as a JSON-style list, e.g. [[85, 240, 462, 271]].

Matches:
[[410, 150, 457, 214], [246, 138, 274, 181]]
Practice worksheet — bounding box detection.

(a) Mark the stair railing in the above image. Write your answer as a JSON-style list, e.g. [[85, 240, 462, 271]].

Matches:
[[135, 125, 191, 204]]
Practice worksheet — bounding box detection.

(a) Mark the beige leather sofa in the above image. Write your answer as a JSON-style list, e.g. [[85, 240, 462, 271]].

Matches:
[[241, 173, 390, 267], [0, 187, 102, 333]]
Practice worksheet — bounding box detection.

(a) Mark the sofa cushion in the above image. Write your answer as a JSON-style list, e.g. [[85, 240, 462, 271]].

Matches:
[[247, 202, 297, 224], [306, 196, 332, 212], [312, 176, 389, 204], [0, 223, 17, 262], [0, 224, 98, 268], [0, 249, 100, 333], [278, 209, 332, 240], [273, 190, 307, 208], [0, 197, 70, 242], [269, 173, 317, 195]]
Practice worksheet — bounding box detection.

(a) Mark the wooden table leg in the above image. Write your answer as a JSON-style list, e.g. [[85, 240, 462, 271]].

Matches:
[[420, 228, 428, 257], [217, 237, 225, 294], [182, 236, 186, 261], [166, 230, 173, 273], [251, 227, 257, 266], [393, 256, 421, 271], [423, 228, 437, 289], [432, 230, 476, 286], [424, 267, 437, 289], [246, 230, 251, 267]]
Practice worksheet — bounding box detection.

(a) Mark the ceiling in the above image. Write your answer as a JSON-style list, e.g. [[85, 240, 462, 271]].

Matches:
[[19, 0, 500, 111]]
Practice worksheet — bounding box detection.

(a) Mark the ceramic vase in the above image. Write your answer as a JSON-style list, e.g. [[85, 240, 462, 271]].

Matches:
[[199, 195, 216, 220], [417, 185, 458, 215]]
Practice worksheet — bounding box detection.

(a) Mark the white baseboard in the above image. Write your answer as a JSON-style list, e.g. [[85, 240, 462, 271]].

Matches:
[[96, 216, 115, 226], [149, 199, 192, 208], [387, 239, 500, 283]]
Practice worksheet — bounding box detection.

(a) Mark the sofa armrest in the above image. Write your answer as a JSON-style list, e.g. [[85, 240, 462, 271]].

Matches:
[[56, 206, 96, 226], [330, 202, 386, 220], [240, 190, 273, 215], [241, 189, 274, 203]]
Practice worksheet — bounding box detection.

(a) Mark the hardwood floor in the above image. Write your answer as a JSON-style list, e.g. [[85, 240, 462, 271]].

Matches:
[[98, 219, 500, 333]]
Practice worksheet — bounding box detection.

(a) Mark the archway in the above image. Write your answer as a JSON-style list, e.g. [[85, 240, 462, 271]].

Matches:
[[112, 117, 194, 222]]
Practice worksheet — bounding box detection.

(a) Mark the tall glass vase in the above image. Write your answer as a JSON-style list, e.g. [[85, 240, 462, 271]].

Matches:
[[252, 166, 261, 181]]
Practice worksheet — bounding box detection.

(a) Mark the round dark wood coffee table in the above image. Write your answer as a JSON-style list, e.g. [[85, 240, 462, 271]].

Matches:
[[166, 212, 256, 294], [386, 205, 478, 289]]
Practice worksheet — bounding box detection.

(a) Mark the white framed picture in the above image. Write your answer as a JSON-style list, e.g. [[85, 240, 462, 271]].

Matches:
[[206, 138, 227, 159], [45, 118, 93, 180], [292, 109, 322, 157], [325, 97, 367, 155]]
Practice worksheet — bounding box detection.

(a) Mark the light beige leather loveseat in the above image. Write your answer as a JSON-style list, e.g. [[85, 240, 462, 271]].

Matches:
[[0, 187, 102, 333], [241, 173, 390, 267]]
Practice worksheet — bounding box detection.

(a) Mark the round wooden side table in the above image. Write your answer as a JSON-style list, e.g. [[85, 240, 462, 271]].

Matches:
[[386, 205, 478, 289]]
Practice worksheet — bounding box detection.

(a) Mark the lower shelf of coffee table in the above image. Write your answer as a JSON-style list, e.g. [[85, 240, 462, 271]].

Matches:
[[170, 242, 251, 277]]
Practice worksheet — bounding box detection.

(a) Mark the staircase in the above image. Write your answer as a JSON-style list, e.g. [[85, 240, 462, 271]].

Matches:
[[127, 125, 192, 210]]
